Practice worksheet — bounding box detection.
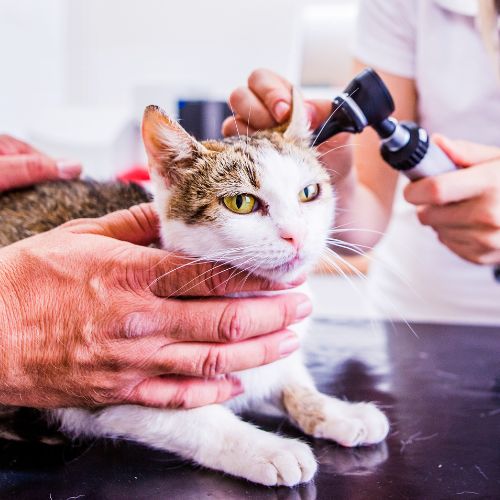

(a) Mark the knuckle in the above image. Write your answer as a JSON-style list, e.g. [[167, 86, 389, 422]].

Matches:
[[221, 117, 233, 134], [478, 206, 500, 228], [205, 263, 230, 294], [248, 67, 268, 88], [170, 385, 193, 409], [261, 339, 274, 365], [477, 232, 499, 251], [201, 347, 227, 377], [417, 209, 430, 225], [229, 86, 249, 108], [24, 156, 46, 177], [218, 302, 246, 342], [428, 179, 447, 205], [471, 253, 489, 265], [280, 299, 295, 329], [89, 378, 120, 405], [91, 389, 113, 406]]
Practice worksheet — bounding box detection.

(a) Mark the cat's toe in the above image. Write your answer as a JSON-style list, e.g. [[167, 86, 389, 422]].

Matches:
[[349, 403, 390, 445], [312, 401, 389, 447], [317, 417, 368, 447], [247, 439, 317, 487], [285, 440, 317, 483]]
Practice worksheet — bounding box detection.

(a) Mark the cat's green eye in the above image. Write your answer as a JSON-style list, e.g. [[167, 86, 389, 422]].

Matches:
[[299, 183, 320, 203], [223, 194, 257, 214]]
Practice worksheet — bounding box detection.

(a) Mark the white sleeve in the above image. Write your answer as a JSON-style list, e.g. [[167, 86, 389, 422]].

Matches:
[[354, 0, 417, 79]]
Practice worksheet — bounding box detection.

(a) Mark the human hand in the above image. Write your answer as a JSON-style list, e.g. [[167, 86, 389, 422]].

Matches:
[[0, 134, 81, 192], [0, 204, 310, 410], [222, 69, 353, 183], [404, 135, 500, 265]]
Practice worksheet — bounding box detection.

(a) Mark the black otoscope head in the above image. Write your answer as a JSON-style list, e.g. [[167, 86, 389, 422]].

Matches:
[[312, 68, 396, 144]]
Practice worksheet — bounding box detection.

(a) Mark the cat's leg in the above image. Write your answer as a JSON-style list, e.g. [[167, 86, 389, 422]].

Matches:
[[53, 405, 317, 487], [280, 366, 389, 447]]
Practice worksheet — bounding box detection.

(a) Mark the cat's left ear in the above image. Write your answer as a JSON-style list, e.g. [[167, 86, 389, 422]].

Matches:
[[142, 105, 207, 185], [283, 87, 312, 146]]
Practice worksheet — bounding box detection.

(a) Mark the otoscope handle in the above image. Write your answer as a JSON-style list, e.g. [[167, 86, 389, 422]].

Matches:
[[380, 122, 457, 180], [380, 122, 500, 282]]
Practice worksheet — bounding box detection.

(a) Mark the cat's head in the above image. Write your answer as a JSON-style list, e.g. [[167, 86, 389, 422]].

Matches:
[[142, 89, 334, 282]]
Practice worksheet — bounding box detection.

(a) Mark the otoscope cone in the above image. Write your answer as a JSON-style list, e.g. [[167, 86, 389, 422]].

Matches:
[[344, 68, 395, 126]]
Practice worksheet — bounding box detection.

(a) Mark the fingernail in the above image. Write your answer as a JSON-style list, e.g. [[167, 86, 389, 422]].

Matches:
[[295, 298, 312, 321], [279, 334, 300, 358], [274, 101, 290, 122], [57, 160, 82, 179]]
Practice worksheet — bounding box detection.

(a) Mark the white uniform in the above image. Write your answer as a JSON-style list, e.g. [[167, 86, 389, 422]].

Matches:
[[354, 0, 500, 325]]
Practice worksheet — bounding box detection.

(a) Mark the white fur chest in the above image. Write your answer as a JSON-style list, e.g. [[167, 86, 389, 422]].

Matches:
[[224, 283, 312, 414]]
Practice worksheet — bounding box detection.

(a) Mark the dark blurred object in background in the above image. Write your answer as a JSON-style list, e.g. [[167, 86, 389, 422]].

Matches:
[[178, 100, 232, 141]]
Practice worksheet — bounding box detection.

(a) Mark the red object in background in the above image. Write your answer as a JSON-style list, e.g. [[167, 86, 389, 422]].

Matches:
[[117, 165, 150, 183]]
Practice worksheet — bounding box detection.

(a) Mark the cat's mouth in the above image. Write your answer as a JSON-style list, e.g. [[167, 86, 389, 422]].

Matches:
[[261, 254, 305, 274]]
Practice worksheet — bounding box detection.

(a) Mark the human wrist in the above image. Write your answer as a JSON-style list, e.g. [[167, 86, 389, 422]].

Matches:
[[0, 246, 27, 403]]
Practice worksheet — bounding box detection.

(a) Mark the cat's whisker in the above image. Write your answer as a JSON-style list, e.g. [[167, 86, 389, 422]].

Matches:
[[326, 238, 374, 252], [166, 255, 258, 298], [163, 258, 241, 298], [319, 249, 392, 341], [205, 258, 264, 296], [145, 247, 255, 292], [237, 259, 265, 292], [328, 227, 386, 237], [228, 102, 242, 141], [226, 258, 259, 291], [324, 246, 420, 339], [326, 238, 421, 302], [324, 247, 368, 282], [201, 257, 260, 296], [319, 251, 372, 312], [246, 105, 253, 140], [316, 143, 361, 160]]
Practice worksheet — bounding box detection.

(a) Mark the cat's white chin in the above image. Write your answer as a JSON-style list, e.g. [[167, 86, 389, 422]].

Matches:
[[249, 258, 313, 284]]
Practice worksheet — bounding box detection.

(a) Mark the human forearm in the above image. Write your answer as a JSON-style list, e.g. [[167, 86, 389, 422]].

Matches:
[[330, 168, 393, 251]]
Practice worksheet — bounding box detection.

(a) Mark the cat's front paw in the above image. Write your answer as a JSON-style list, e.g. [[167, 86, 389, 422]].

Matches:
[[317, 401, 389, 447], [243, 437, 317, 487]]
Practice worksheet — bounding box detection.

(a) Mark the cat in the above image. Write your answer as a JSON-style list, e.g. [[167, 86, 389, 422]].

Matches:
[[0, 88, 389, 487]]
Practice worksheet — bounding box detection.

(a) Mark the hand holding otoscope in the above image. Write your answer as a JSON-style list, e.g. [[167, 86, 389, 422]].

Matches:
[[312, 68, 500, 283]]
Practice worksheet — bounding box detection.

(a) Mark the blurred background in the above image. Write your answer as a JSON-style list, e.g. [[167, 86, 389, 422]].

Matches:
[[0, 0, 378, 320], [0, 0, 359, 176]]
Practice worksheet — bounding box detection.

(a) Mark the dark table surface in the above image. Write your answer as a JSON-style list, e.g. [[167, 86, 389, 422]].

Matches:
[[1, 320, 499, 500]]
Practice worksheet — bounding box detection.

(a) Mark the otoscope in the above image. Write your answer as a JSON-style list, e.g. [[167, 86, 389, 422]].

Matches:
[[312, 68, 500, 283]]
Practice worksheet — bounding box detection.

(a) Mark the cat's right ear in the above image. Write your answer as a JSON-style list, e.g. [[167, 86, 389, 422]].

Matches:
[[142, 105, 206, 185]]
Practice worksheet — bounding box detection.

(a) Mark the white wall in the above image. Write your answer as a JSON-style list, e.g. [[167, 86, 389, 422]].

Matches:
[[0, 0, 66, 135], [65, 0, 304, 109], [0, 0, 358, 167]]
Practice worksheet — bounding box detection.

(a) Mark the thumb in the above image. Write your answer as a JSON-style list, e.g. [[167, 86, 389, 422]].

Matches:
[[307, 98, 336, 131], [433, 134, 500, 167], [65, 203, 160, 246], [0, 154, 81, 192]]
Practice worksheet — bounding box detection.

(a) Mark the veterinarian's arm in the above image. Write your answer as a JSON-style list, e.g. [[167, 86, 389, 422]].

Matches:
[[0, 204, 309, 409], [0, 134, 81, 191], [223, 66, 417, 248]]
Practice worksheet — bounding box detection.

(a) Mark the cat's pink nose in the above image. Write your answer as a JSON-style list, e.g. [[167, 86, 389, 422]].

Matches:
[[279, 228, 305, 250]]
